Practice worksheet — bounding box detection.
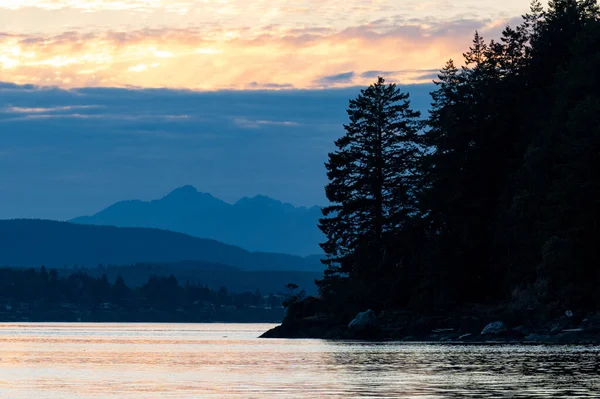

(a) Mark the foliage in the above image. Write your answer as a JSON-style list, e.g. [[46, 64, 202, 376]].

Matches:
[[317, 77, 423, 310], [0, 267, 286, 322], [282, 283, 307, 308], [318, 0, 600, 313]]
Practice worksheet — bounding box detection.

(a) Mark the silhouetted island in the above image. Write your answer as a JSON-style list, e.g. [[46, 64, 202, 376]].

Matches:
[[263, 1, 600, 344]]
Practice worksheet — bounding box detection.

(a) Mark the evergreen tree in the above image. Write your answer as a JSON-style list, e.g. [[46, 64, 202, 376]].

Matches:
[[317, 77, 422, 309], [112, 274, 131, 306]]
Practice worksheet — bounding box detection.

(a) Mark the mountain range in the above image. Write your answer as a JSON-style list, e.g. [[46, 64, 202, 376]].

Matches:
[[0, 219, 322, 271], [70, 185, 325, 256]]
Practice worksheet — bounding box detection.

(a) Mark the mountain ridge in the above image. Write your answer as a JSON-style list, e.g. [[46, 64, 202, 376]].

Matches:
[[70, 186, 325, 256], [0, 219, 323, 271]]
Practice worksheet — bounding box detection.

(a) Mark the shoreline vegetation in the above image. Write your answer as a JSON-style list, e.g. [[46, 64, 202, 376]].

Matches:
[[0, 266, 285, 323], [260, 296, 600, 344], [263, 1, 600, 343]]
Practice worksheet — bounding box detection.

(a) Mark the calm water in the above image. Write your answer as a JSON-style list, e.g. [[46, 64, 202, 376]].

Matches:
[[0, 323, 599, 398]]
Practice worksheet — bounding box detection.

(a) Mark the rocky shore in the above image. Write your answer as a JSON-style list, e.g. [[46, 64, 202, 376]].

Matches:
[[260, 297, 600, 344]]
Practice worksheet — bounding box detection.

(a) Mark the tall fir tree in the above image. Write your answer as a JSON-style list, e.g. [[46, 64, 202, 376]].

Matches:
[[317, 77, 422, 309]]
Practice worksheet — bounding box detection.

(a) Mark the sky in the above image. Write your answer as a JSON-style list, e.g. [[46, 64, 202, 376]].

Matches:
[[0, 0, 531, 220]]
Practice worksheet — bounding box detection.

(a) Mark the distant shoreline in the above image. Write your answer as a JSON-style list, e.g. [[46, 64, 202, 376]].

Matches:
[[0, 309, 285, 324]]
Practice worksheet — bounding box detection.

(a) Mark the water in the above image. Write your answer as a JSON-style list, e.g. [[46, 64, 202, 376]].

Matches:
[[0, 323, 598, 398]]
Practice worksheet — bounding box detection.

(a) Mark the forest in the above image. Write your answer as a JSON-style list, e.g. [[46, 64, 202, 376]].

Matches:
[[0, 267, 286, 322], [265, 0, 600, 340]]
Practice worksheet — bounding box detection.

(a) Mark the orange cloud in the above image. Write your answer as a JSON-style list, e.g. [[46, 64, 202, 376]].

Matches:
[[0, 0, 531, 89], [0, 18, 516, 90]]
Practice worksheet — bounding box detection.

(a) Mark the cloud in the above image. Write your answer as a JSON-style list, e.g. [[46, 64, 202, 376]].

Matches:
[[4, 105, 100, 113], [232, 117, 301, 129], [415, 72, 441, 81], [246, 82, 294, 90], [359, 69, 440, 79], [0, 0, 530, 28], [0, 13, 527, 90], [360, 70, 401, 79], [0, 82, 435, 220], [0, 82, 35, 90], [315, 72, 356, 86], [0, 0, 531, 219], [0, 0, 195, 12]]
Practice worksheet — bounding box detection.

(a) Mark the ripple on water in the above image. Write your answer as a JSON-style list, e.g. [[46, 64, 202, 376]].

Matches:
[[0, 323, 599, 398]]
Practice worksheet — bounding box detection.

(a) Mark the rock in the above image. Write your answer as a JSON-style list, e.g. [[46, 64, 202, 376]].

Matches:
[[406, 315, 447, 336], [308, 325, 328, 337], [581, 314, 600, 333], [524, 333, 559, 343], [349, 309, 377, 329], [547, 316, 574, 334], [285, 296, 324, 321], [481, 321, 506, 335], [260, 325, 284, 338], [458, 316, 482, 334], [322, 326, 346, 340], [512, 325, 531, 337], [260, 296, 341, 339], [557, 330, 585, 344], [432, 328, 454, 333]]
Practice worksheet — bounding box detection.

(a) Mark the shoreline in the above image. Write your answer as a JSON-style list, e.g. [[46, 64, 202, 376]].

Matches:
[[259, 297, 600, 345]]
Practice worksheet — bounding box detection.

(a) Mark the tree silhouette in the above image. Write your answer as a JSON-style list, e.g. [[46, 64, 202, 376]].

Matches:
[[317, 77, 422, 308]]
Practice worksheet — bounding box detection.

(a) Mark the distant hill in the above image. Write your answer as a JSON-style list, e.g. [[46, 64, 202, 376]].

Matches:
[[70, 185, 324, 256], [0, 219, 323, 271]]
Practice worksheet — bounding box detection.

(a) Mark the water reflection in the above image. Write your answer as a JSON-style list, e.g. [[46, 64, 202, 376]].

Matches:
[[325, 342, 600, 398], [0, 323, 598, 398]]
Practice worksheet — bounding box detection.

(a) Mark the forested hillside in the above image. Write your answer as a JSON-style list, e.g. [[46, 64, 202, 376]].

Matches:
[[266, 0, 600, 340], [0, 219, 322, 271], [319, 0, 600, 312]]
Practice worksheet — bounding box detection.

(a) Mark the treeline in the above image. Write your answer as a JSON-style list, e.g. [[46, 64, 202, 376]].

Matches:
[[59, 261, 320, 295], [318, 1, 600, 314], [0, 266, 285, 322]]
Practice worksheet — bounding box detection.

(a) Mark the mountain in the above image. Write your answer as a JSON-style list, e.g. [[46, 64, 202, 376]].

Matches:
[[0, 219, 323, 271], [70, 186, 325, 256]]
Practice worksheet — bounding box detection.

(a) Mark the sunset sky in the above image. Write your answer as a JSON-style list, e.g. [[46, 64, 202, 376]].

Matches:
[[0, 0, 531, 220], [1, 0, 529, 89]]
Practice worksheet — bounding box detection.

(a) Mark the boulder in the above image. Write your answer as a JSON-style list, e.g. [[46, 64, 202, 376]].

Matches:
[[349, 309, 378, 330], [458, 316, 483, 334], [543, 315, 578, 334], [556, 330, 586, 344], [525, 333, 559, 343], [512, 325, 531, 337], [581, 314, 600, 333], [285, 296, 324, 321], [481, 321, 506, 335]]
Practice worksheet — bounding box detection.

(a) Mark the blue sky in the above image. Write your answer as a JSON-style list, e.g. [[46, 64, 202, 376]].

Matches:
[[0, 82, 435, 219], [0, 0, 533, 220]]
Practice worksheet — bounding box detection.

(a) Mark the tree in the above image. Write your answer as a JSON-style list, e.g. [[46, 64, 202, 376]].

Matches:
[[282, 283, 306, 308], [112, 274, 131, 306], [317, 77, 422, 309]]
